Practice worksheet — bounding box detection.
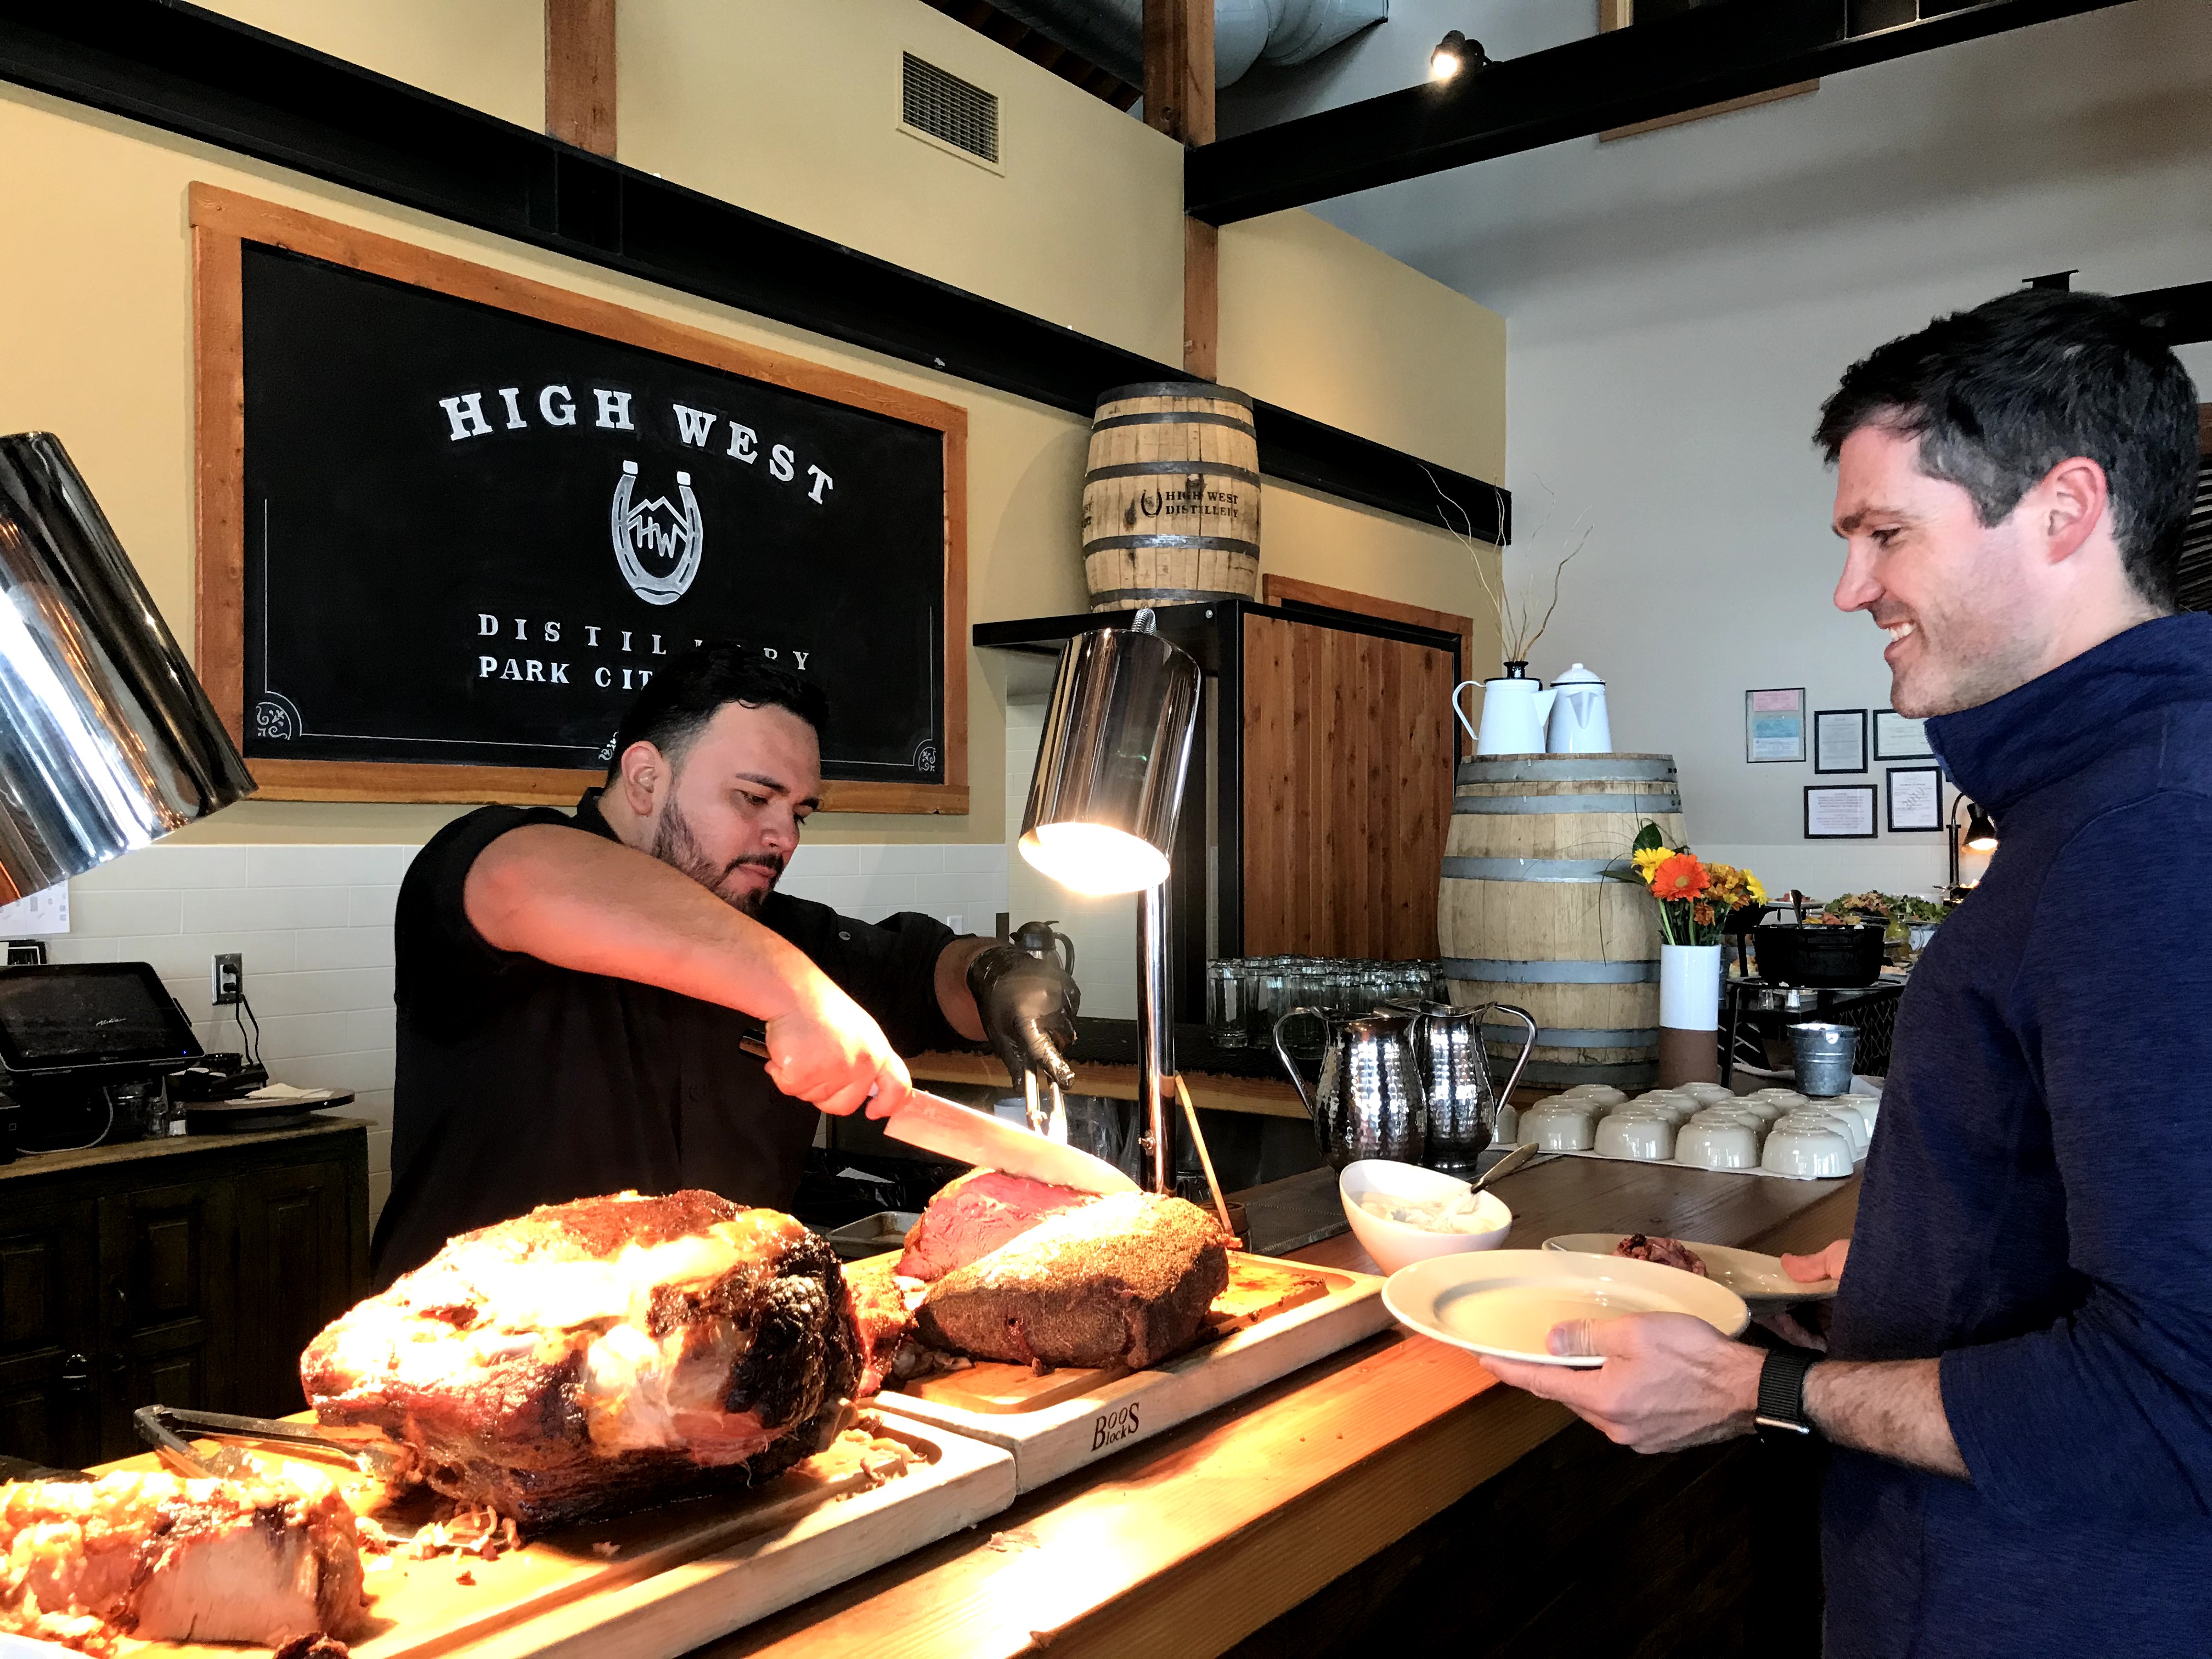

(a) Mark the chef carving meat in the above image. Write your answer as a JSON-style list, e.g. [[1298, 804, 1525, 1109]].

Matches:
[[371, 645, 1078, 1287]]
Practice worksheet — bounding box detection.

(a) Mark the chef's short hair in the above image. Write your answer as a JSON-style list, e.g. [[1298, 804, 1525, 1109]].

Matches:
[[1814, 289, 2200, 612], [606, 644, 829, 778]]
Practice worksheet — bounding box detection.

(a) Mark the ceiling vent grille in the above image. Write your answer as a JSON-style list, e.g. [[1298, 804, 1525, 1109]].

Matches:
[[901, 53, 999, 165]]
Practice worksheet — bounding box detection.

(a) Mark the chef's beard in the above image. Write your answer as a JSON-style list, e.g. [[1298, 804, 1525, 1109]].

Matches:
[[650, 799, 786, 916]]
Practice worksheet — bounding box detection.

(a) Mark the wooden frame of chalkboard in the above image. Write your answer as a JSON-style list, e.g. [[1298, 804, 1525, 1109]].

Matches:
[[189, 184, 968, 812]]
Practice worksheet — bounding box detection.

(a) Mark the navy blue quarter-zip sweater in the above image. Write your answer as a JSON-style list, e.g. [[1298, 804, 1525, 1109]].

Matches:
[[1823, 612, 2212, 1658]]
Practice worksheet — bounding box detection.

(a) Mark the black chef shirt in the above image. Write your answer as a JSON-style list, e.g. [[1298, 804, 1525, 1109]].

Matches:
[[370, 789, 961, 1286]]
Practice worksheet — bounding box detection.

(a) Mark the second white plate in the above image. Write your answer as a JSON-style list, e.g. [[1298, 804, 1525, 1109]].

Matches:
[[1383, 1249, 1749, 1368], [1543, 1233, 1839, 1315]]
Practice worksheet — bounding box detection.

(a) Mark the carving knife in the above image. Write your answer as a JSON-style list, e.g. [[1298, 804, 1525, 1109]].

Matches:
[[737, 1031, 1135, 1195]]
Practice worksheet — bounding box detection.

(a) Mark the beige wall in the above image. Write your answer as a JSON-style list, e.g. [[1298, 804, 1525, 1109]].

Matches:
[[2, 0, 1504, 852]]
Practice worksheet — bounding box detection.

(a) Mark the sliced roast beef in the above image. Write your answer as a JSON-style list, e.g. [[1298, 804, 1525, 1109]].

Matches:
[[895, 1170, 1097, 1282]]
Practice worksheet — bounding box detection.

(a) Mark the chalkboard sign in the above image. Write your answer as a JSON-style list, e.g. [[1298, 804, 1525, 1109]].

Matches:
[[191, 187, 968, 812]]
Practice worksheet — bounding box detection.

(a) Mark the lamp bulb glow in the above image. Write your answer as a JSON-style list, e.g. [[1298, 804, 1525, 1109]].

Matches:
[[1429, 30, 1466, 81], [1019, 822, 1169, 896]]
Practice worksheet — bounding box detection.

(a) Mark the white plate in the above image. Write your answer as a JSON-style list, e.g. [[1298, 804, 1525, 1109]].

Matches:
[[1382, 1249, 1749, 1368], [1543, 1233, 1838, 1314]]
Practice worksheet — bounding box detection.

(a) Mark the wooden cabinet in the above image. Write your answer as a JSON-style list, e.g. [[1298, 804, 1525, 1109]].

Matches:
[[0, 1120, 367, 1465]]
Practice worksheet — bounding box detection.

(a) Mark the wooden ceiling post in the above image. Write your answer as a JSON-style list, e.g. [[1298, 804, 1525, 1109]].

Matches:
[[545, 0, 617, 157], [1143, 0, 1218, 379]]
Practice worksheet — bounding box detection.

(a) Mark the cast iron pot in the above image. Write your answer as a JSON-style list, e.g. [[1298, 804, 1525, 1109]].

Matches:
[[1752, 923, 1887, 988]]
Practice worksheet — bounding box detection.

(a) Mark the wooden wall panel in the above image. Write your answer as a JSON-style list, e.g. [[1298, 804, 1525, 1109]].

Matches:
[[1242, 612, 1454, 960]]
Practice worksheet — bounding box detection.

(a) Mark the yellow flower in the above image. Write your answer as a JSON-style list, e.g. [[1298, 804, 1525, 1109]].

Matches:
[[1632, 847, 1669, 884], [1743, 869, 1767, 906]]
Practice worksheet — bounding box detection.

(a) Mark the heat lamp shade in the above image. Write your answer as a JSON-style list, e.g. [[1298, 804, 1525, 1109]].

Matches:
[[1963, 805, 1999, 853], [0, 433, 255, 903], [1019, 623, 1201, 897]]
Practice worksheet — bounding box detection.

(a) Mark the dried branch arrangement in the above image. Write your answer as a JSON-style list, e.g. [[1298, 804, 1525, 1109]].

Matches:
[[1425, 469, 1590, 666]]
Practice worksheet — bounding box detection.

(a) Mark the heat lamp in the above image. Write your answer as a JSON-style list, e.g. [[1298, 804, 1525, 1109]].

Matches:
[[1018, 609, 1202, 1198]]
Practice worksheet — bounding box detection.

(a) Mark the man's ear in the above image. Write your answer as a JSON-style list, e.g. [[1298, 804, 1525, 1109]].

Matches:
[[616, 741, 668, 816], [2034, 455, 2111, 568]]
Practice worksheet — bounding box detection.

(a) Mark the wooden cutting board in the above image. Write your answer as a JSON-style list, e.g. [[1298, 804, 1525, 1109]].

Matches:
[[104, 1417, 1014, 1659], [877, 1251, 1391, 1492]]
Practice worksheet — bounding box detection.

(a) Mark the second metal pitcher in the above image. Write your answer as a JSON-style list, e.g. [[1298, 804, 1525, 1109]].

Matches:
[[1272, 1007, 1427, 1170], [1388, 1001, 1537, 1172]]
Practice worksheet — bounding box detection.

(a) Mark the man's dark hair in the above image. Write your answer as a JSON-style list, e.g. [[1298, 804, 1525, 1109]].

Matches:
[[605, 642, 829, 778], [1814, 289, 2200, 611]]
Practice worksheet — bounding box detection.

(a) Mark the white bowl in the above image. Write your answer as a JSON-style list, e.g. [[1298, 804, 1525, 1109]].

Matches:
[[1762, 1121, 1854, 1178], [1680, 1082, 1737, 1104], [1595, 1110, 1675, 1161], [1340, 1159, 1514, 1275], [1818, 1100, 1871, 1154], [1678, 1120, 1760, 1170], [1526, 1110, 1595, 1151], [1565, 1085, 1627, 1105]]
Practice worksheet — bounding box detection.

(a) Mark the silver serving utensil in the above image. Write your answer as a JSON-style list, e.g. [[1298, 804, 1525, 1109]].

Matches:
[[1466, 1141, 1542, 1197]]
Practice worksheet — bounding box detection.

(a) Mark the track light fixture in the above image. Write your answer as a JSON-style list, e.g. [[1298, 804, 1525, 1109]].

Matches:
[[1429, 30, 1489, 82]]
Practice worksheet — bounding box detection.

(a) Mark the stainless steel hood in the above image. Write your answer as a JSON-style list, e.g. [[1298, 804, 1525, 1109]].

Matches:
[[0, 433, 253, 904]]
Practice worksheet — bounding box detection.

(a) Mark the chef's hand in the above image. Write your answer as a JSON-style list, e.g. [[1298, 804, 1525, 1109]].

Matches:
[[964, 943, 1080, 1090], [1481, 1312, 1764, 1454], [761, 986, 913, 1120]]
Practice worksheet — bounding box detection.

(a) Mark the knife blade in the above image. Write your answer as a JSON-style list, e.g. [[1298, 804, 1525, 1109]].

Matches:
[[881, 1086, 1136, 1195], [736, 1030, 1135, 1195]]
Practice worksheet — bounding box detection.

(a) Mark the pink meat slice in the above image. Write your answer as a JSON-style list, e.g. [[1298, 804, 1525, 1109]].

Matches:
[[896, 1170, 1096, 1281]]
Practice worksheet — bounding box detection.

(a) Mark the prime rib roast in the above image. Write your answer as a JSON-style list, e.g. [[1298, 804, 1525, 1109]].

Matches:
[[301, 1190, 861, 1526], [875, 1172, 1229, 1375], [0, 1470, 366, 1655]]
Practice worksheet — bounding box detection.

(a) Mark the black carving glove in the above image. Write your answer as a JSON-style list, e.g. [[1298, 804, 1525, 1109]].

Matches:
[[965, 943, 1080, 1090]]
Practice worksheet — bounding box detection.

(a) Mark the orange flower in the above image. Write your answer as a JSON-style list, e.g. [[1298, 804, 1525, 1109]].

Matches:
[[1692, 901, 1716, 926], [1651, 853, 1707, 900]]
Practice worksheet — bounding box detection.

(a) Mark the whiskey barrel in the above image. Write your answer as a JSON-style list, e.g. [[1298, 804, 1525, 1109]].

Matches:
[[1082, 382, 1261, 612], [1437, 754, 1685, 1092]]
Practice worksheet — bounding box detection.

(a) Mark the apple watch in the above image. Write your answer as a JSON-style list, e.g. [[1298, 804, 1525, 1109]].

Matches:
[[1756, 1346, 1822, 1441]]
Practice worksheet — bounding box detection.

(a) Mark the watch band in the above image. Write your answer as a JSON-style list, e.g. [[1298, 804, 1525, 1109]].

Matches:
[[1756, 1346, 1821, 1438]]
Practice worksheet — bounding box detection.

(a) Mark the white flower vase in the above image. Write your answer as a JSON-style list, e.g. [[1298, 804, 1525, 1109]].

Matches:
[[1658, 943, 1722, 1087]]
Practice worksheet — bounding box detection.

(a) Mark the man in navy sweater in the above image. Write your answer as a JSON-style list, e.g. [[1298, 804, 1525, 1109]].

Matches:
[[1484, 289, 2210, 1656]]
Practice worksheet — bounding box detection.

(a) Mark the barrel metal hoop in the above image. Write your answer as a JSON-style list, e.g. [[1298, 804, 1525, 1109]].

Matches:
[[1096, 380, 1257, 410], [1488, 1024, 1660, 1047], [1091, 410, 1257, 436], [1441, 957, 1661, 984], [1451, 792, 1683, 816], [1510, 1060, 1660, 1087], [1084, 460, 1262, 486], [1088, 588, 1249, 605], [1084, 534, 1262, 555], [1455, 757, 1678, 783], [1440, 856, 1620, 882]]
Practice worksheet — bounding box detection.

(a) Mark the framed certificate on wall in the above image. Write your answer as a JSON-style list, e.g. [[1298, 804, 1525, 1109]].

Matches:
[[1874, 708, 1933, 759], [1887, 766, 1944, 832], [1814, 708, 1867, 774], [1804, 785, 1878, 839], [1747, 687, 1807, 763]]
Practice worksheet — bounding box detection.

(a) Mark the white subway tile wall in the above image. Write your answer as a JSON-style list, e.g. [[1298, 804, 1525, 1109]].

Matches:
[[41, 839, 1010, 1228]]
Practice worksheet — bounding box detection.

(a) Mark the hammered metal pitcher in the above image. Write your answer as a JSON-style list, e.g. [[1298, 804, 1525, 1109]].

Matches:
[[1272, 1007, 1427, 1170], [1390, 1001, 1538, 1172]]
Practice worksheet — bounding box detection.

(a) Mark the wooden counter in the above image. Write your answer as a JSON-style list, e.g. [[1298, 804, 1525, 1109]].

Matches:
[[705, 1158, 1858, 1658]]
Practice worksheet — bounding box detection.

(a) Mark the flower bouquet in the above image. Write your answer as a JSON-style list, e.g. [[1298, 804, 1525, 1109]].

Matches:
[[1616, 823, 1767, 944], [1612, 825, 1767, 1085]]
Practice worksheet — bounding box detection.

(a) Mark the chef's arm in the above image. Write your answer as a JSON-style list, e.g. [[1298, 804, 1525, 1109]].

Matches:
[[465, 825, 911, 1116]]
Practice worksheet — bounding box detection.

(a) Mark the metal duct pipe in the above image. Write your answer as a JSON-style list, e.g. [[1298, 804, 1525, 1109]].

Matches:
[[989, 0, 1386, 89], [0, 433, 254, 902]]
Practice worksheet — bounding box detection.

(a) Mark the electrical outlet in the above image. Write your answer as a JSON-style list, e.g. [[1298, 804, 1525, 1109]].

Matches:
[[211, 952, 242, 1005]]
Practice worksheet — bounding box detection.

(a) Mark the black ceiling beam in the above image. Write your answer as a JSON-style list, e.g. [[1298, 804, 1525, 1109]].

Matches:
[[2119, 281, 2212, 347], [0, 0, 1508, 543], [1187, 0, 2135, 225]]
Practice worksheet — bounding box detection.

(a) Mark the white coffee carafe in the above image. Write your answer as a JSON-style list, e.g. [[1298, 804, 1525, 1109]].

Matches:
[[1545, 662, 1612, 754], [1453, 665, 1558, 757]]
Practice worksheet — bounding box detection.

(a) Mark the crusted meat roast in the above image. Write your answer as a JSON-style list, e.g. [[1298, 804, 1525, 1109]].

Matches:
[[301, 1191, 861, 1526], [915, 1191, 1228, 1370], [0, 1470, 366, 1655]]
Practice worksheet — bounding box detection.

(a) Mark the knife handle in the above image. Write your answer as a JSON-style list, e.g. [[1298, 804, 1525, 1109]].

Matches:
[[734, 1025, 883, 1103]]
